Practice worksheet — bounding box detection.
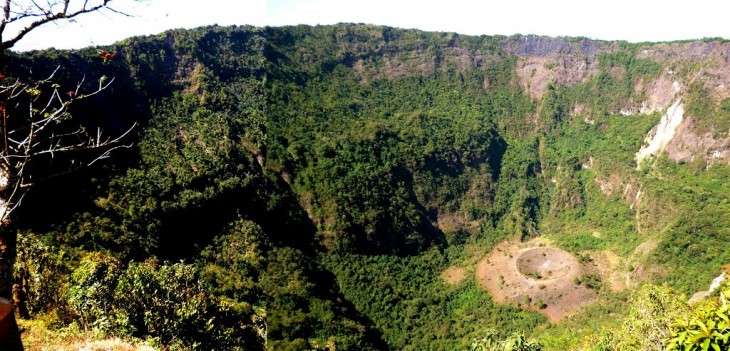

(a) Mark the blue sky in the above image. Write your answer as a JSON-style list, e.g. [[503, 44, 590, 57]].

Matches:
[[9, 0, 730, 51]]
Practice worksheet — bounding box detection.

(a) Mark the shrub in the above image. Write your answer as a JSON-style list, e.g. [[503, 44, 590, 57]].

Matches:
[[65, 252, 124, 336], [470, 330, 542, 350], [114, 260, 212, 347], [589, 284, 690, 351], [666, 285, 730, 351], [13, 231, 69, 317], [64, 252, 265, 350], [114, 259, 265, 350]]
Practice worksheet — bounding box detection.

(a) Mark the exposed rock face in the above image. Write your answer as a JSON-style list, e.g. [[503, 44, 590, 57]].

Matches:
[[629, 76, 679, 115], [666, 118, 730, 164], [507, 38, 730, 165], [596, 173, 624, 196], [627, 42, 730, 165], [306, 26, 730, 165], [689, 272, 727, 304], [515, 55, 598, 99], [637, 42, 730, 101], [637, 99, 685, 163], [503, 37, 575, 57], [508, 37, 605, 99]]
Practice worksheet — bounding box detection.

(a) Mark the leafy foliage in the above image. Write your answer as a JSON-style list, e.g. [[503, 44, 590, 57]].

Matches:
[[65, 254, 265, 350], [667, 285, 730, 351], [471, 330, 542, 351], [13, 231, 70, 317], [322, 250, 545, 350], [66, 252, 124, 336], [583, 284, 690, 351]]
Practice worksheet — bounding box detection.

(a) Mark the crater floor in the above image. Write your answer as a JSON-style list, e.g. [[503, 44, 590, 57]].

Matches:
[[476, 240, 598, 322]]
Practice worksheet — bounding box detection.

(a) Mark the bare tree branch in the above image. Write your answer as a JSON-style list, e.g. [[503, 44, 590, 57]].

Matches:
[[103, 6, 130, 17], [0, 0, 120, 52], [0, 63, 135, 222], [0, 2, 135, 346]]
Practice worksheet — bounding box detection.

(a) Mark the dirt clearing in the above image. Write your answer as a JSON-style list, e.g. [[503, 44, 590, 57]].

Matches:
[[441, 266, 468, 285], [476, 240, 598, 322]]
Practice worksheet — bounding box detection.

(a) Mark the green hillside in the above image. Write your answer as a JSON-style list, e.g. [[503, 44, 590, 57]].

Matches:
[[6, 24, 730, 350]]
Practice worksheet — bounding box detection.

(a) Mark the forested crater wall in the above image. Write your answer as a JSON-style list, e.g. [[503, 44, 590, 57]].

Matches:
[[8, 24, 730, 350]]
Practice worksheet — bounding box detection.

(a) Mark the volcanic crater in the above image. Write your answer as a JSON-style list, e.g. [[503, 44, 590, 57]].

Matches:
[[476, 240, 599, 321]]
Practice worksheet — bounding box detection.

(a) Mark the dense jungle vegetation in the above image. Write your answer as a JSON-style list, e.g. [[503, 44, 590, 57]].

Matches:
[[5, 24, 730, 350]]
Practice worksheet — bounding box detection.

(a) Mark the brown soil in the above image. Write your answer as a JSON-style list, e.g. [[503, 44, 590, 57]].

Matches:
[[596, 173, 624, 196], [441, 266, 468, 285], [18, 318, 155, 351], [476, 240, 598, 322], [516, 248, 576, 280], [589, 250, 627, 291], [624, 240, 660, 286], [435, 212, 469, 233]]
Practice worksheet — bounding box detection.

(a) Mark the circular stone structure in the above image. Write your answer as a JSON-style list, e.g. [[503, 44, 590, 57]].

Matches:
[[516, 247, 577, 280], [476, 240, 598, 322]]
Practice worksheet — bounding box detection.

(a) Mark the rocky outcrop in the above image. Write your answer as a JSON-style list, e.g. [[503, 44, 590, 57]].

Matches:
[[636, 100, 685, 164], [502, 37, 600, 58], [508, 37, 606, 99], [666, 118, 730, 165], [689, 272, 727, 304]]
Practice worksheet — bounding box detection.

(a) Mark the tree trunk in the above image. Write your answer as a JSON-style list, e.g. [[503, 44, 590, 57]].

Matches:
[[0, 227, 22, 350], [0, 298, 23, 350], [0, 228, 14, 298]]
